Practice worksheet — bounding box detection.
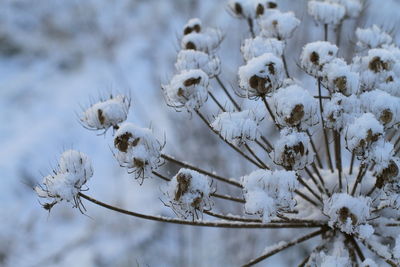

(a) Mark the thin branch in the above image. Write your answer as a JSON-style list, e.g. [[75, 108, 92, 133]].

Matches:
[[282, 54, 290, 78], [210, 192, 246, 204], [318, 78, 334, 172], [349, 151, 355, 175], [161, 154, 243, 188], [78, 193, 325, 229], [298, 176, 323, 203], [295, 189, 320, 208], [242, 228, 328, 266], [215, 75, 241, 111], [247, 18, 255, 38], [334, 130, 343, 191], [304, 166, 329, 196], [351, 163, 368, 196], [307, 130, 323, 169], [348, 235, 365, 262], [262, 96, 279, 129]]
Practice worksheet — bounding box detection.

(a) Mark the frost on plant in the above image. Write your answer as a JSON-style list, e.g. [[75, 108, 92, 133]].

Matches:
[[113, 123, 163, 183], [162, 69, 209, 111], [80, 94, 130, 132], [35, 150, 93, 211], [36, 1, 400, 266], [242, 169, 298, 222], [272, 128, 314, 170], [271, 84, 318, 130]]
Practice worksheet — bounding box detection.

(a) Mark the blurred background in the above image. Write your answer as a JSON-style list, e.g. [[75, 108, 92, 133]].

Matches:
[[1, 0, 400, 266]]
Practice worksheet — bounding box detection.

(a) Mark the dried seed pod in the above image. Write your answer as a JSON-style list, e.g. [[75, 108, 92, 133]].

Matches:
[[300, 41, 338, 77], [162, 69, 209, 111], [238, 53, 284, 98], [271, 84, 318, 130], [113, 123, 163, 183], [242, 169, 298, 222], [272, 128, 314, 170], [80, 95, 130, 132], [166, 169, 212, 219]]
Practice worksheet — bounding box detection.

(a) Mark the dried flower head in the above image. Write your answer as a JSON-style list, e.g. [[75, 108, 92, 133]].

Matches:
[[113, 123, 163, 183], [356, 25, 393, 50], [211, 109, 264, 145], [165, 169, 213, 219], [175, 49, 220, 78], [162, 69, 209, 111], [271, 84, 319, 130], [345, 113, 384, 159], [80, 95, 130, 132], [308, 1, 346, 26], [259, 10, 300, 40], [300, 41, 338, 77], [242, 169, 298, 222], [241, 36, 284, 61], [35, 150, 93, 211], [238, 52, 284, 98]]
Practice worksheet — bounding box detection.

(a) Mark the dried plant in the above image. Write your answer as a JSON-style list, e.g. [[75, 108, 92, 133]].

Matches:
[[36, 0, 400, 266]]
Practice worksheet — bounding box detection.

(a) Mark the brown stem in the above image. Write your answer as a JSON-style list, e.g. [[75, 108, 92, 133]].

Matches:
[[282, 54, 290, 78], [78, 193, 325, 229], [262, 96, 280, 129], [351, 163, 368, 196], [243, 228, 328, 266], [334, 130, 343, 191], [152, 171, 245, 204], [349, 151, 355, 175], [208, 91, 225, 111], [298, 176, 323, 203], [307, 130, 324, 169], [318, 78, 334, 172]]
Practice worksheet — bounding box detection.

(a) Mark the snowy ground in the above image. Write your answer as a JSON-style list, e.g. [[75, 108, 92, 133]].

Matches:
[[1, 0, 400, 266]]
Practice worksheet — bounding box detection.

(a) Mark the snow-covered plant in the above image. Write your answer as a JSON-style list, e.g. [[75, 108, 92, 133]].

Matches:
[[165, 169, 213, 219], [37, 1, 400, 266], [80, 94, 130, 132], [35, 150, 93, 211]]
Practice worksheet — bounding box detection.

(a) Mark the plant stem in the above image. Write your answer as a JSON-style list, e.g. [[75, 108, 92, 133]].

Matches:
[[215, 75, 241, 111], [318, 78, 334, 172], [78, 193, 325, 229], [334, 130, 343, 191], [282, 54, 290, 78], [247, 18, 255, 38], [242, 228, 328, 266], [307, 130, 323, 169]]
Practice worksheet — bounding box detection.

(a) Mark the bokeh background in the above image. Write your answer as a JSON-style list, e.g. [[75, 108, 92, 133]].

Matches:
[[1, 0, 400, 266]]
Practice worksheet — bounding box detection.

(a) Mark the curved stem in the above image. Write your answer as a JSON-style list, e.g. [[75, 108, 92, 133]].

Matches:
[[243, 228, 328, 266], [78, 193, 325, 229], [318, 78, 334, 172]]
